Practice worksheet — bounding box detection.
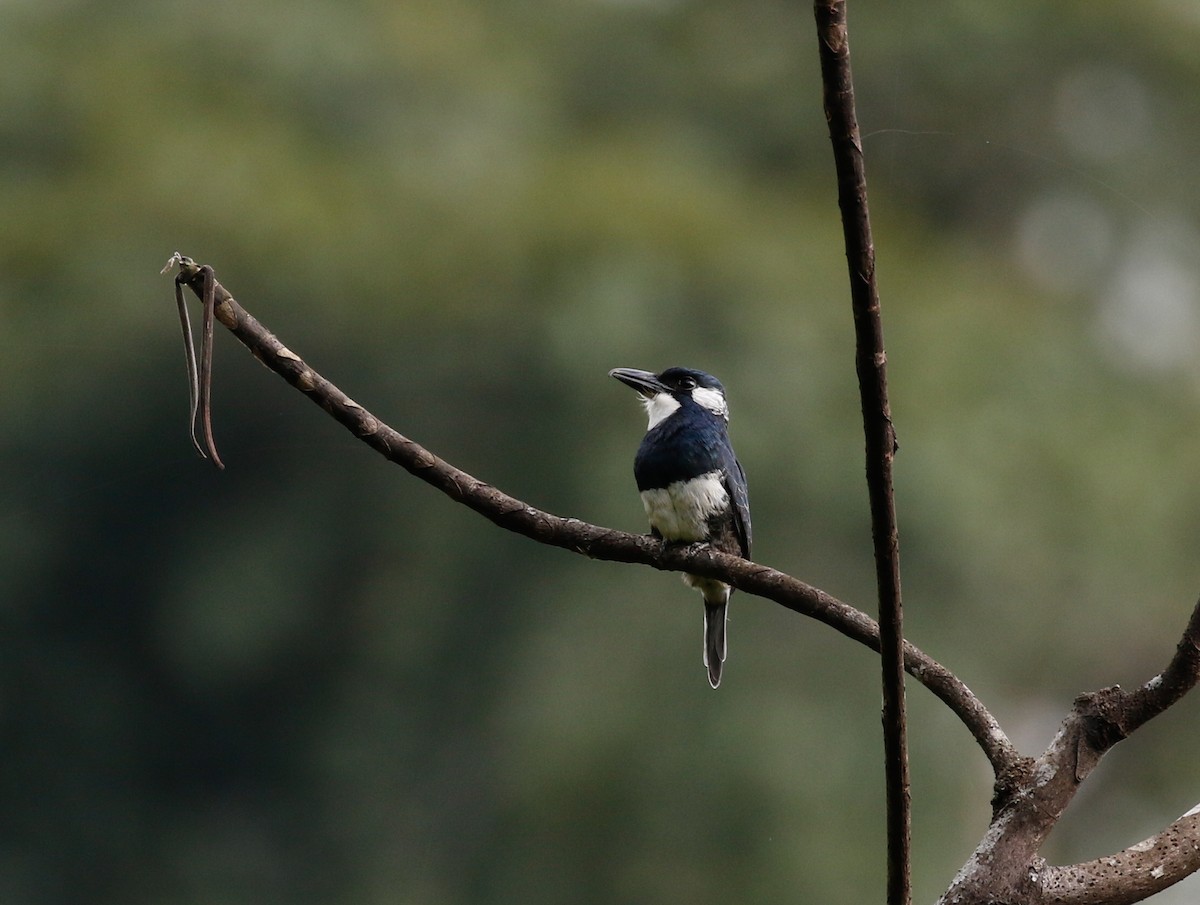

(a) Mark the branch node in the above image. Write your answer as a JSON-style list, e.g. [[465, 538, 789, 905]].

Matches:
[[354, 414, 380, 437]]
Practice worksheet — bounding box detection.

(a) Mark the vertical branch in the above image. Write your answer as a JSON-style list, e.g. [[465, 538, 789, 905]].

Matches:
[[813, 3, 910, 904]]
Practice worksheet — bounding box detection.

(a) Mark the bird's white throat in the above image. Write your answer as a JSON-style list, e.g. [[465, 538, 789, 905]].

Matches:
[[640, 393, 681, 430]]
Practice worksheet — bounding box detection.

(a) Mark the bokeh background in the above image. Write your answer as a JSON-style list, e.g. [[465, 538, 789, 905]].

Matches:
[[4, 0, 1200, 902]]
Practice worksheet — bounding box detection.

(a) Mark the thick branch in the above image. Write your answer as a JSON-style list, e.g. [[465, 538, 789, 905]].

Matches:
[[163, 254, 1018, 777], [939, 597, 1200, 905], [814, 2, 909, 902]]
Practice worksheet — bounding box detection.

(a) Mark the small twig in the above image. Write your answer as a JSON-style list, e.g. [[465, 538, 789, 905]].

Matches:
[[813, 2, 909, 903], [160, 255, 1019, 778]]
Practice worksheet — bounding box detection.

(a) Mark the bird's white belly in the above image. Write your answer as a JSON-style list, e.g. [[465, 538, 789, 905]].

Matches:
[[640, 471, 728, 541]]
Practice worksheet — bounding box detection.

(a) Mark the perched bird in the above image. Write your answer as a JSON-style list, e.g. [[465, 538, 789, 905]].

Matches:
[[610, 366, 752, 688]]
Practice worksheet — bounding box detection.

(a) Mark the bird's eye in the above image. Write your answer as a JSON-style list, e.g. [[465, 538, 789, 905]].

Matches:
[[677, 376, 697, 390]]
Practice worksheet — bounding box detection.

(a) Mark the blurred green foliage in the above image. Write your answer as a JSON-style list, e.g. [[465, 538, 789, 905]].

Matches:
[[3, 1, 1200, 903]]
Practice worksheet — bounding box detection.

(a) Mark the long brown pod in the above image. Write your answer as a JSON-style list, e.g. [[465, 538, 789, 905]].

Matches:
[[164, 252, 224, 469], [196, 264, 224, 470]]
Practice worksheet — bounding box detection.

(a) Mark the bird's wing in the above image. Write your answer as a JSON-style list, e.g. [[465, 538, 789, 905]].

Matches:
[[722, 448, 752, 559]]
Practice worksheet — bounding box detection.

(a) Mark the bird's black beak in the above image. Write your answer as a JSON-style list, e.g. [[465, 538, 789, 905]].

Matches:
[[609, 368, 667, 397]]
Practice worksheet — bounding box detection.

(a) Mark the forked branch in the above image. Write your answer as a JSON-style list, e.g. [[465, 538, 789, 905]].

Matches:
[[940, 597, 1200, 905]]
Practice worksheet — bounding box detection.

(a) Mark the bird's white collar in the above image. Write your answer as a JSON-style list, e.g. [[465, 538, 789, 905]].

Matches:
[[692, 386, 728, 419]]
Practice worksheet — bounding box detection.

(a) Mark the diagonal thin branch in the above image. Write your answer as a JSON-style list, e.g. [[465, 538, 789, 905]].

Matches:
[[162, 253, 1020, 778], [813, 3, 910, 903]]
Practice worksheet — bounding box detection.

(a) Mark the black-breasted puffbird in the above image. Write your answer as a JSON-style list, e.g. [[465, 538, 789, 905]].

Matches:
[[610, 366, 752, 688]]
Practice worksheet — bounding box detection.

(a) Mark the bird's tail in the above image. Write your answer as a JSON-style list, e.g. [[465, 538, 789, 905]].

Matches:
[[703, 600, 728, 689]]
